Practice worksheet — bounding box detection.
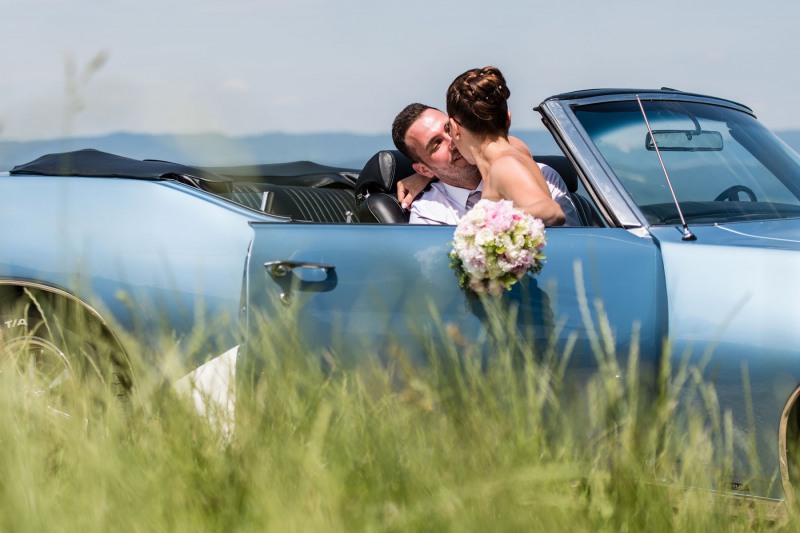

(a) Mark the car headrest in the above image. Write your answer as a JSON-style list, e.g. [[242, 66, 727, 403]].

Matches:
[[533, 155, 579, 193], [355, 150, 415, 201]]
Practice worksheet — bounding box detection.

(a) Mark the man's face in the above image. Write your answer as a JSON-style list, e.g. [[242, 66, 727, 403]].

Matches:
[[404, 109, 480, 188]]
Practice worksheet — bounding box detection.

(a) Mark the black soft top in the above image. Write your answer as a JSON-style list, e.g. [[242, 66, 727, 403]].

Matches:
[[10, 149, 358, 192]]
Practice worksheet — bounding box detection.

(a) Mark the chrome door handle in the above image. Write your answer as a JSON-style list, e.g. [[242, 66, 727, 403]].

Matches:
[[264, 261, 337, 306], [264, 261, 335, 278]]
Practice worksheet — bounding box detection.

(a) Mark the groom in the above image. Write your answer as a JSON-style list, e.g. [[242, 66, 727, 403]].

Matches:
[[391, 103, 579, 226]]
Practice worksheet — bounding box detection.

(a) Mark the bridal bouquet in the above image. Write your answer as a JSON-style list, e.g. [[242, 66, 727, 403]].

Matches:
[[450, 199, 546, 295]]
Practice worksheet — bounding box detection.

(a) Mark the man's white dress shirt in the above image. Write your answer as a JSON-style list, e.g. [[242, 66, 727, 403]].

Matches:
[[409, 164, 581, 226]]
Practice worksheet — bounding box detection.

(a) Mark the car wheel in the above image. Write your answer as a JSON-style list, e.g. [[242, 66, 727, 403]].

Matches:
[[0, 289, 130, 425]]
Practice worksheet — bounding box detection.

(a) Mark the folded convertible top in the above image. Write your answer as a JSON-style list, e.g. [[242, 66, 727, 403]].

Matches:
[[10, 149, 358, 192], [11, 149, 234, 193]]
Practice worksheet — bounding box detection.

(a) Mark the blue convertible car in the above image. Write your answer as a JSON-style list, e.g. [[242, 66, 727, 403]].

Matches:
[[2, 88, 800, 506]]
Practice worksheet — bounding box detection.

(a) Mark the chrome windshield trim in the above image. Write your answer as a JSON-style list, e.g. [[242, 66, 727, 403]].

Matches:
[[538, 99, 645, 228], [543, 90, 755, 116]]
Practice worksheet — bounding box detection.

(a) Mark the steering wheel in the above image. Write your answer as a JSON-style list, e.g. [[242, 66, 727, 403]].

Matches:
[[714, 185, 758, 202]]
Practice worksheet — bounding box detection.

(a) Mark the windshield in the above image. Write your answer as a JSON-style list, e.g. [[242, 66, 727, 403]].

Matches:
[[574, 99, 800, 225]]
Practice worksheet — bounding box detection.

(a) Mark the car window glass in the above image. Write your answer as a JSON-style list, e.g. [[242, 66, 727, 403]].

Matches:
[[574, 100, 800, 224]]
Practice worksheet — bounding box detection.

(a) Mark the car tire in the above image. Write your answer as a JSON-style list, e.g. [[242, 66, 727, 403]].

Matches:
[[0, 288, 130, 425]]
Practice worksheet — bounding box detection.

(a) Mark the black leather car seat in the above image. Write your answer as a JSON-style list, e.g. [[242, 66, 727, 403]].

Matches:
[[354, 150, 416, 223], [534, 155, 604, 227], [229, 182, 356, 222]]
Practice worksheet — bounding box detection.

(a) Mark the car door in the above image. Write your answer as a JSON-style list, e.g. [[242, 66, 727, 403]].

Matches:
[[244, 222, 667, 378]]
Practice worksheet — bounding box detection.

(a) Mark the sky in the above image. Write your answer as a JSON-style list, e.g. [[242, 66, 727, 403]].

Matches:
[[2, 0, 800, 141]]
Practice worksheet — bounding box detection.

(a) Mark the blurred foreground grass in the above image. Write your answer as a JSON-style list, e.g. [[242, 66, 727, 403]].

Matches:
[[0, 300, 793, 532]]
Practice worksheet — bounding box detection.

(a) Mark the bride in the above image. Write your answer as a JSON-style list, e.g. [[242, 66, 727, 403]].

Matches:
[[444, 66, 566, 226]]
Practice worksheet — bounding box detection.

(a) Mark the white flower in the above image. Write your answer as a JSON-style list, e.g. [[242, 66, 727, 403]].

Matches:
[[474, 228, 495, 247]]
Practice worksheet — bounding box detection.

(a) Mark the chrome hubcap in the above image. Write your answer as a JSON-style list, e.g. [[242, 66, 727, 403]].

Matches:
[[2, 336, 77, 418]]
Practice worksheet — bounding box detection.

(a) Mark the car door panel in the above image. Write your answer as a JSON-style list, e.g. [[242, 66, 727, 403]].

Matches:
[[244, 224, 668, 379]]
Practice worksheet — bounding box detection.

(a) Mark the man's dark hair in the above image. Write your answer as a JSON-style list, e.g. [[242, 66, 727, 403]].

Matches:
[[391, 103, 434, 162]]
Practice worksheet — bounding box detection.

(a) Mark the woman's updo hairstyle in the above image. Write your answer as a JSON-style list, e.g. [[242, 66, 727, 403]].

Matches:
[[446, 66, 510, 137]]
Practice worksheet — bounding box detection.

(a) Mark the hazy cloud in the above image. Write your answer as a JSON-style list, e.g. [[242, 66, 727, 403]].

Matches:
[[2, 0, 800, 139], [219, 78, 250, 92]]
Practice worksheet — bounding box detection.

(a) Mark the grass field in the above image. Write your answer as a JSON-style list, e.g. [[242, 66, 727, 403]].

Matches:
[[0, 302, 794, 532]]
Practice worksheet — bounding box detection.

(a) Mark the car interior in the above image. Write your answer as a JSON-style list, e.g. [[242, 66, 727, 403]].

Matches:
[[227, 150, 603, 226]]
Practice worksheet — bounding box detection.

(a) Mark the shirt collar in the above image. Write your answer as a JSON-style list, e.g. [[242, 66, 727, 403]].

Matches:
[[439, 180, 483, 210]]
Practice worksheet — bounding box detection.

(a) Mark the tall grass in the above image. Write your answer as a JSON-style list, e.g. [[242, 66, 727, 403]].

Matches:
[[0, 296, 793, 532]]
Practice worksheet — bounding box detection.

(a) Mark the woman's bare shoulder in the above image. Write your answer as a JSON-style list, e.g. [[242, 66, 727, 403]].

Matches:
[[488, 150, 550, 200], [490, 150, 533, 178], [508, 136, 532, 158]]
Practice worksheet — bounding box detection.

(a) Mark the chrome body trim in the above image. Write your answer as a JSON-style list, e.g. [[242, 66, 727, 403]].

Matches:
[[0, 279, 111, 328], [0, 278, 127, 354], [778, 385, 800, 506]]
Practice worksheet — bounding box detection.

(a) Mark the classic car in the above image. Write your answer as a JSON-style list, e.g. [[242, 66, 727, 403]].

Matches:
[[2, 87, 800, 508]]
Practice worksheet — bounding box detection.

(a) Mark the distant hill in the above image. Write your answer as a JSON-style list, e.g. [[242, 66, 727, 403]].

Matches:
[[0, 130, 561, 171], [2, 130, 799, 171], [0, 132, 390, 170]]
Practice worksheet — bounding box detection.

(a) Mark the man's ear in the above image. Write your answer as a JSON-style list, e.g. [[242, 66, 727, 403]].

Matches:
[[412, 162, 436, 179]]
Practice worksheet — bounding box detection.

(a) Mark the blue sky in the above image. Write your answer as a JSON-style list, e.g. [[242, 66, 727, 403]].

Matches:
[[2, 0, 799, 140]]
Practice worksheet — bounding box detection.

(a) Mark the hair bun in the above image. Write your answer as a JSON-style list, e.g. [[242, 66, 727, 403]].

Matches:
[[473, 67, 509, 104], [446, 65, 511, 137]]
